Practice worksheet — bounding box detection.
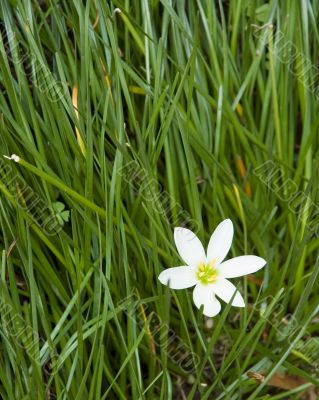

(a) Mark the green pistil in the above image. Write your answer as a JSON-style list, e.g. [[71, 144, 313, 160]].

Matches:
[[196, 261, 218, 285]]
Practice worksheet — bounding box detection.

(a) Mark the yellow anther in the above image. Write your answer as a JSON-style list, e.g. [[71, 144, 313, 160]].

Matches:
[[196, 260, 218, 285]]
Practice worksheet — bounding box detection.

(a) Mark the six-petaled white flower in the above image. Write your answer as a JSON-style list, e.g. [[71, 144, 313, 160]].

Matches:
[[158, 219, 267, 317]]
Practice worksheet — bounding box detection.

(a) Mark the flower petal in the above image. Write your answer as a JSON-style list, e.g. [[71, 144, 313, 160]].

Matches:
[[207, 219, 234, 265], [193, 284, 221, 317], [174, 228, 206, 266], [158, 266, 197, 289], [218, 255, 266, 278], [213, 278, 245, 307]]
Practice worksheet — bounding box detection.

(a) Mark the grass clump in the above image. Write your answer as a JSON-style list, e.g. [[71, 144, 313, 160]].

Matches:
[[0, 0, 318, 398]]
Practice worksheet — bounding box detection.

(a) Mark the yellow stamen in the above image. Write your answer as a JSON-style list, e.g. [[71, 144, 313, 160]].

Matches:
[[196, 259, 218, 285]]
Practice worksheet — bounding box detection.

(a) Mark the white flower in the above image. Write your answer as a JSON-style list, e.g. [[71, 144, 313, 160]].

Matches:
[[158, 219, 266, 317]]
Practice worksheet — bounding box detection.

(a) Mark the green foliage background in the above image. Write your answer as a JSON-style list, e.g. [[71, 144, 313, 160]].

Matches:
[[0, 0, 318, 398]]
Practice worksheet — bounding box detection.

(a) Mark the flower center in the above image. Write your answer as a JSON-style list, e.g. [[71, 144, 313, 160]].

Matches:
[[196, 259, 218, 284]]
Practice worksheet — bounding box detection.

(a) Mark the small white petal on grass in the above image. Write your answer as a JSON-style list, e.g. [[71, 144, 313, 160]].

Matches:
[[158, 266, 197, 289], [174, 228, 206, 266], [3, 154, 20, 162], [218, 255, 266, 278], [213, 278, 245, 307], [207, 219, 233, 264], [193, 284, 221, 317]]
